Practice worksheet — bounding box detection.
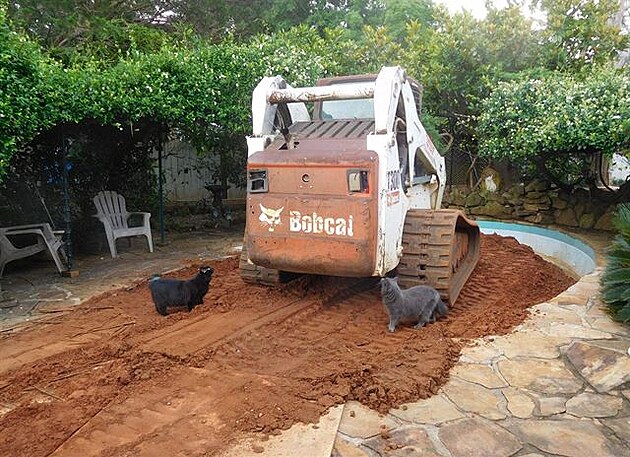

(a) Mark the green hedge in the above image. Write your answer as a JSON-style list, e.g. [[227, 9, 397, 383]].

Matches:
[[478, 68, 630, 188], [0, 16, 344, 181]]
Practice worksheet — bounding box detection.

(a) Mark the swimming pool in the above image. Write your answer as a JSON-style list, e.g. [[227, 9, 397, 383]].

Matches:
[[477, 221, 596, 276]]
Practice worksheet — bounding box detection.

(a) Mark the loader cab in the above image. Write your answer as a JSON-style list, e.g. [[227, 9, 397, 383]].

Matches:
[[312, 74, 423, 120], [313, 74, 377, 121]]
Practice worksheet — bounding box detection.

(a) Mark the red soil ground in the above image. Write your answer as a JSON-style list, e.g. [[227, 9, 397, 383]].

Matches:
[[0, 234, 575, 457]]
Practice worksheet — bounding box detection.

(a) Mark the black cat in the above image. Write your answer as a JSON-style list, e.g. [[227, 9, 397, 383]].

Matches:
[[149, 266, 214, 316]]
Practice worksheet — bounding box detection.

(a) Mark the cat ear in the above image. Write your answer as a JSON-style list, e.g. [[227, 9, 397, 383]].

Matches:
[[259, 203, 267, 212]]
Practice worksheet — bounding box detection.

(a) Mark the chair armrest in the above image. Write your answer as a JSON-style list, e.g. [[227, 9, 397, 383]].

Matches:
[[1, 228, 45, 237], [128, 212, 151, 225], [1, 223, 51, 233]]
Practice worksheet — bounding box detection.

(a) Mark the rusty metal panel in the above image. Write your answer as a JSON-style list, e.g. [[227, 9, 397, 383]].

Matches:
[[246, 195, 376, 277], [249, 139, 377, 166], [245, 148, 378, 277]]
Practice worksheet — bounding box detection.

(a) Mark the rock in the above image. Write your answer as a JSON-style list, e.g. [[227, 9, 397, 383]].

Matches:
[[586, 317, 630, 337], [555, 208, 579, 227], [574, 199, 587, 220], [459, 341, 504, 363], [497, 358, 582, 395], [534, 396, 566, 416], [551, 280, 597, 306], [465, 193, 485, 207], [445, 187, 467, 207], [524, 201, 551, 213], [332, 436, 372, 457], [364, 425, 440, 457], [529, 302, 585, 325], [585, 339, 630, 354], [450, 193, 466, 207], [524, 191, 547, 200], [541, 213, 556, 224], [552, 196, 569, 209], [566, 392, 623, 418], [602, 417, 630, 444], [338, 401, 399, 439], [438, 417, 522, 457], [509, 419, 625, 457], [594, 209, 615, 231], [470, 201, 510, 218], [539, 323, 612, 340], [506, 196, 524, 206], [525, 213, 555, 224], [514, 208, 537, 217], [525, 180, 548, 192], [579, 212, 596, 229], [442, 379, 506, 420], [502, 387, 535, 418], [509, 183, 526, 196], [451, 363, 508, 389], [390, 394, 464, 424], [566, 341, 630, 393], [491, 330, 564, 359], [523, 203, 547, 212], [484, 190, 503, 202]]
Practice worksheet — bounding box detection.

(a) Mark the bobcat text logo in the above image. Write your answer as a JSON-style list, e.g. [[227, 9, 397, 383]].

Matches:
[[259, 204, 284, 232], [289, 211, 354, 237]]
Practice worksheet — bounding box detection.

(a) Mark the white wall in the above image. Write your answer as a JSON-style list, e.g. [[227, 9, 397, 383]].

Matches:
[[153, 140, 246, 203]]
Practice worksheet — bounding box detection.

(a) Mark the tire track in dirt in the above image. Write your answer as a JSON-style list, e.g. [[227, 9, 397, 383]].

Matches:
[[49, 368, 232, 457], [0, 309, 130, 373], [134, 296, 317, 357]]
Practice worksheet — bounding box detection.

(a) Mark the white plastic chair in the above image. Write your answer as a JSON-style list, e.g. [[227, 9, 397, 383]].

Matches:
[[0, 223, 67, 277], [93, 191, 154, 258]]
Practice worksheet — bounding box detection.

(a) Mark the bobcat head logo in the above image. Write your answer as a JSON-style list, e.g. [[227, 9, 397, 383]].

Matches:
[[259, 204, 284, 232]]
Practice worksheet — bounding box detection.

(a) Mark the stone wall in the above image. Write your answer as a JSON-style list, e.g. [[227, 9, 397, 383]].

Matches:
[[443, 180, 617, 231]]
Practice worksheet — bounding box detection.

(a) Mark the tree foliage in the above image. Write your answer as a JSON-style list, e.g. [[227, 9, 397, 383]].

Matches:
[[1, 0, 629, 196], [537, 0, 628, 70], [6, 0, 175, 63], [0, 9, 52, 174], [478, 68, 630, 200]]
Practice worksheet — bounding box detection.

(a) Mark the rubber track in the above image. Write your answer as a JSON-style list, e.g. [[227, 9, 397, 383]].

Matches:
[[397, 209, 480, 306], [238, 237, 282, 286]]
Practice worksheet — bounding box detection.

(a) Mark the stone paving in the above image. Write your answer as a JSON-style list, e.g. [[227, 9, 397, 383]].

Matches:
[[330, 271, 630, 457]]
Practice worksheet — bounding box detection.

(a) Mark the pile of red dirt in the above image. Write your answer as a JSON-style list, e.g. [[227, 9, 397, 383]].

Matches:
[[0, 234, 576, 457]]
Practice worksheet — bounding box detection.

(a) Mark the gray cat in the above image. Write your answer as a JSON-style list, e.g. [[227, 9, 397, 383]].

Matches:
[[380, 277, 448, 332]]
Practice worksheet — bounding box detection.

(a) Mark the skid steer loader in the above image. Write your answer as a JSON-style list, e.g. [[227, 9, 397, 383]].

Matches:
[[239, 66, 480, 305]]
